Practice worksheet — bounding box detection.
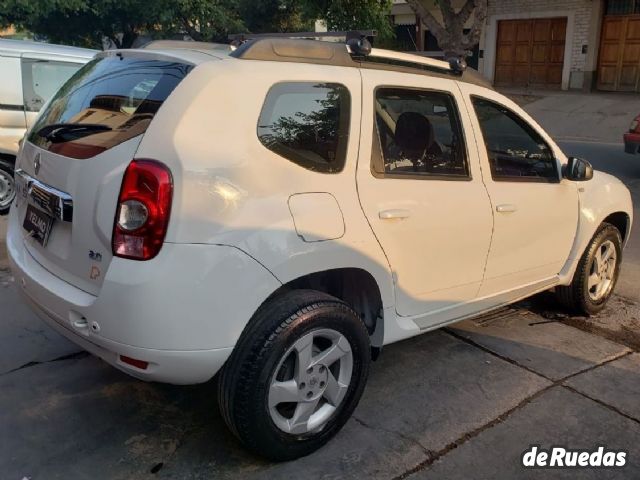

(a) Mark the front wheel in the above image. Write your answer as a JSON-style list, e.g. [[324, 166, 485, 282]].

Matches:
[[556, 223, 623, 315], [0, 159, 16, 215], [217, 290, 371, 461]]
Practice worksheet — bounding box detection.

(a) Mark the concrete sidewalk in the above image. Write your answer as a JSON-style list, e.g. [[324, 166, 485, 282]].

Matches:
[[1, 269, 639, 479], [502, 89, 640, 145]]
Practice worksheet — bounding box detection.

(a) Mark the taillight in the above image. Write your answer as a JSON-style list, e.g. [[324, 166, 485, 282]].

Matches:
[[113, 159, 173, 260]]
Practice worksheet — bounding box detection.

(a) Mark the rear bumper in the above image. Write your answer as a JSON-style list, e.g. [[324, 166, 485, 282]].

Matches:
[[7, 208, 281, 384], [19, 286, 232, 384], [623, 132, 640, 154]]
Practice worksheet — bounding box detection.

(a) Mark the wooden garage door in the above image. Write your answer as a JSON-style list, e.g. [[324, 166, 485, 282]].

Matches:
[[495, 18, 567, 89], [597, 15, 640, 92]]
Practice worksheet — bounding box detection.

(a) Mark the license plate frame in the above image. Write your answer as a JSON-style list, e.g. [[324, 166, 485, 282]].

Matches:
[[23, 204, 54, 247]]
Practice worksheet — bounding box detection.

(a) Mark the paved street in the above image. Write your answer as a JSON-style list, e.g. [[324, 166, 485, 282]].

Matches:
[[0, 95, 639, 479]]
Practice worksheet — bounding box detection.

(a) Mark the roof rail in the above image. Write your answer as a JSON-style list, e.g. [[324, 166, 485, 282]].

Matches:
[[363, 48, 467, 76], [229, 35, 490, 87], [141, 40, 233, 52], [228, 30, 376, 43]]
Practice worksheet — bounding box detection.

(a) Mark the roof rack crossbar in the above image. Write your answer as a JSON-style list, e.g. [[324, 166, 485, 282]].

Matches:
[[230, 37, 487, 86], [228, 30, 376, 41]]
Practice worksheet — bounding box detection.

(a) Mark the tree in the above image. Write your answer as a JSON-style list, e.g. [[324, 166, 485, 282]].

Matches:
[[404, 0, 487, 59], [303, 0, 394, 40], [154, 0, 245, 44], [0, 0, 245, 48], [0, 0, 394, 48], [239, 0, 312, 33]]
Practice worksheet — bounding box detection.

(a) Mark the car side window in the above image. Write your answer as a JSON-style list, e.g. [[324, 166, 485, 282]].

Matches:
[[471, 97, 558, 182], [258, 82, 351, 173], [21, 58, 82, 112], [373, 87, 469, 178]]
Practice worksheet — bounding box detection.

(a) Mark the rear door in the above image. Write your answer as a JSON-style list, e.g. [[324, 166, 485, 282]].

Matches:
[[0, 54, 27, 155], [357, 69, 494, 318], [14, 52, 193, 295]]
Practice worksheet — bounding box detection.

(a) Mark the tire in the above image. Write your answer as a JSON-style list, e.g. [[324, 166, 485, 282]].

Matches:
[[218, 289, 371, 461], [556, 223, 623, 315], [0, 158, 16, 216]]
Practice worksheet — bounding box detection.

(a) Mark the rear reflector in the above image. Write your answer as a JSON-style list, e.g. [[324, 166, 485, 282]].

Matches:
[[113, 159, 173, 260], [120, 355, 149, 370]]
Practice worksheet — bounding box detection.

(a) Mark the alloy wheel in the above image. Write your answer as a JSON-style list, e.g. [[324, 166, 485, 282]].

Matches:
[[268, 328, 353, 435], [587, 240, 617, 301]]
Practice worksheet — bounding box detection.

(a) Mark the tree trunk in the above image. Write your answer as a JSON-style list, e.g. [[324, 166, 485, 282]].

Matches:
[[405, 0, 487, 60], [121, 28, 139, 49]]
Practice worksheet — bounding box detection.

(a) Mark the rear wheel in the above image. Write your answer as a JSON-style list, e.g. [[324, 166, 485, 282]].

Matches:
[[0, 159, 16, 215], [218, 290, 370, 461], [556, 223, 622, 315]]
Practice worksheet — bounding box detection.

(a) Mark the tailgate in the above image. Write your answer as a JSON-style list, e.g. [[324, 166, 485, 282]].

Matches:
[[13, 52, 193, 295]]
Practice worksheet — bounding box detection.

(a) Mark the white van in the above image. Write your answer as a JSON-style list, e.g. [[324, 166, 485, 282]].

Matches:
[[0, 39, 96, 214]]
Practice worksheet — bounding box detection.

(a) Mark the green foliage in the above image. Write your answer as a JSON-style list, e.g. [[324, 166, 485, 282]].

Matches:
[[303, 0, 394, 40], [239, 0, 312, 33], [153, 0, 245, 43], [0, 0, 394, 48], [0, 0, 245, 48]]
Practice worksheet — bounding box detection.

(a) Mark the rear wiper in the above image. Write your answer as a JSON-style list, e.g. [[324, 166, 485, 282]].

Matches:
[[37, 123, 113, 143]]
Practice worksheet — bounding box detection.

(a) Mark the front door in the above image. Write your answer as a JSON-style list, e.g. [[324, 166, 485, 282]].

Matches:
[[357, 70, 493, 318], [459, 83, 579, 296]]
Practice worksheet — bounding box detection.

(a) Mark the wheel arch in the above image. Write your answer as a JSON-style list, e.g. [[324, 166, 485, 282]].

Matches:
[[559, 208, 632, 286], [603, 211, 631, 246], [558, 169, 633, 286], [0, 152, 16, 165], [261, 267, 387, 348]]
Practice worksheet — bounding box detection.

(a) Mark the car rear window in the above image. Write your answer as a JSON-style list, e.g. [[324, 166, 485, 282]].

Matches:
[[27, 54, 193, 159]]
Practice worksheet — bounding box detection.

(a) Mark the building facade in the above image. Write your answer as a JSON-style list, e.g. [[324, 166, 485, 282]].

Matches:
[[391, 0, 640, 92]]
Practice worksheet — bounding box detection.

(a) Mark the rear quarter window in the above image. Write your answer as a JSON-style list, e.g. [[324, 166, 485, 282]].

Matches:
[[257, 82, 351, 173], [28, 54, 193, 159]]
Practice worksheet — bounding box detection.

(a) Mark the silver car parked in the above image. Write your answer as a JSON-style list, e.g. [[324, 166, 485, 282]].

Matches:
[[0, 39, 96, 214]]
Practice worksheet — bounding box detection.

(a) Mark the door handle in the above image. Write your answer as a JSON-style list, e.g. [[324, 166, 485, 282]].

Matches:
[[379, 209, 411, 220], [496, 204, 518, 213]]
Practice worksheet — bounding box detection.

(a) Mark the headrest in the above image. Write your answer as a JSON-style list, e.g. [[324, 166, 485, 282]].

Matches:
[[395, 112, 435, 153]]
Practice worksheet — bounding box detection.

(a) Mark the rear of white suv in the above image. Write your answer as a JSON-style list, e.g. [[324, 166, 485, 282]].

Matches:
[[7, 49, 280, 384]]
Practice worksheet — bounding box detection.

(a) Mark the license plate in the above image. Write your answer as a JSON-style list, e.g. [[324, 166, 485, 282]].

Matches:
[[23, 204, 54, 247]]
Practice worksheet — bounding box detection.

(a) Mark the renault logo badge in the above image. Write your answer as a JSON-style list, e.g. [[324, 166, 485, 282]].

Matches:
[[34, 153, 41, 175]]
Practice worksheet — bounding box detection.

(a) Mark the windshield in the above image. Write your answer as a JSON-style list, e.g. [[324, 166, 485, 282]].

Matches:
[[28, 54, 193, 159]]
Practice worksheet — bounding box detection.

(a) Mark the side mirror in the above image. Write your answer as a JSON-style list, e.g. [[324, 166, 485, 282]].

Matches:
[[563, 156, 593, 181]]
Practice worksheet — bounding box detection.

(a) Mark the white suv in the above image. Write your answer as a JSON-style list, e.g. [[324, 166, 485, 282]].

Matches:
[[6, 38, 633, 460], [0, 39, 96, 214]]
